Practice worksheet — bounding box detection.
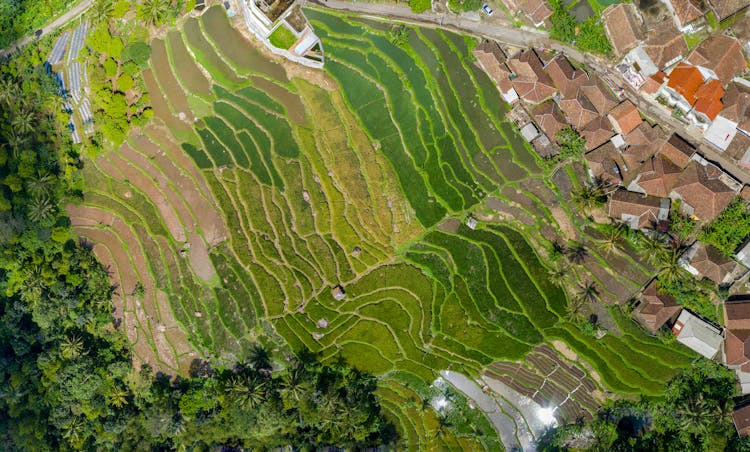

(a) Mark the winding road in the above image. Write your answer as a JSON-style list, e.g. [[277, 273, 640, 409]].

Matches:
[[1, 0, 93, 57]]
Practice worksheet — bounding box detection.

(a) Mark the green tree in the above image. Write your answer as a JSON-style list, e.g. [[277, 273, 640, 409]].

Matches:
[[138, 0, 170, 26]]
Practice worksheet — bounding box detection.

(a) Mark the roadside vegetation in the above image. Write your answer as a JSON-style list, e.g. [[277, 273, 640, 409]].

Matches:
[[699, 197, 750, 256], [549, 0, 611, 55], [0, 0, 74, 48]]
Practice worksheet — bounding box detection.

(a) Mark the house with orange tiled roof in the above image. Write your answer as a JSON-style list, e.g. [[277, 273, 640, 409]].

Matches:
[[687, 34, 748, 86], [508, 49, 557, 104], [472, 41, 519, 104], [602, 4, 645, 57], [661, 62, 728, 127], [608, 100, 643, 135], [559, 94, 598, 130], [580, 117, 615, 151], [669, 158, 739, 220], [664, 0, 708, 32], [544, 55, 588, 99]]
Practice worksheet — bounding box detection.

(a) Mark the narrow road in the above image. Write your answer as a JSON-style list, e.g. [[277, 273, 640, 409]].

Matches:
[[1, 0, 94, 57], [310, 0, 750, 185]]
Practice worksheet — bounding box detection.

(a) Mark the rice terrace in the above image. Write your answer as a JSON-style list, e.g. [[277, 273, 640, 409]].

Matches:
[[64, 3, 702, 449]]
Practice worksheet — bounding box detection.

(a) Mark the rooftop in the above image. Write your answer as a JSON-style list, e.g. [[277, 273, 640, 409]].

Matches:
[[670, 160, 736, 221], [602, 3, 645, 57], [672, 309, 723, 359], [642, 22, 688, 70], [707, 0, 750, 19], [633, 280, 681, 334], [608, 100, 643, 135], [608, 188, 669, 229], [687, 34, 748, 85], [667, 0, 708, 27]]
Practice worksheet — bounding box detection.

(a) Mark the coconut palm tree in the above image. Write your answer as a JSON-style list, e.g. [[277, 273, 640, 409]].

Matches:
[[279, 368, 310, 406], [91, 0, 115, 24], [60, 334, 85, 360], [11, 110, 35, 136], [226, 376, 266, 409], [26, 172, 55, 198], [577, 281, 600, 305], [249, 344, 272, 371], [598, 223, 626, 255], [27, 195, 55, 224], [0, 78, 16, 107], [572, 183, 606, 213], [567, 243, 588, 264], [655, 248, 683, 285], [639, 236, 670, 266], [549, 239, 567, 261], [138, 0, 169, 26], [108, 386, 129, 408], [547, 262, 571, 287]]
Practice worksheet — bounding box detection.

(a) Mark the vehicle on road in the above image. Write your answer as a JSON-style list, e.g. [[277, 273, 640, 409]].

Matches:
[[482, 4, 494, 15]]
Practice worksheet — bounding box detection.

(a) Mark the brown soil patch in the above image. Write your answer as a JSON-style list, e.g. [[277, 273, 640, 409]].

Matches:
[[132, 132, 227, 246], [551, 339, 605, 390], [150, 39, 195, 123], [437, 217, 461, 233], [188, 233, 216, 281], [285, 61, 337, 92], [142, 69, 188, 132], [102, 149, 187, 243], [549, 206, 577, 240]]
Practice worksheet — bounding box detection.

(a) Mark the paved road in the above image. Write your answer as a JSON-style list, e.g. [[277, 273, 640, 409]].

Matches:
[[1, 0, 94, 57], [310, 0, 750, 185]]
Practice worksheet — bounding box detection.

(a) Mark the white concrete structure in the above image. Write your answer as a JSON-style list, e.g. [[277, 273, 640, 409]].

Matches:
[[704, 116, 738, 152], [672, 310, 723, 359]]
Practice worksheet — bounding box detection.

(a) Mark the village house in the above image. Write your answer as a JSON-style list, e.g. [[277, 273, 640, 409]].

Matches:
[[532, 100, 568, 141], [608, 100, 643, 135], [704, 80, 750, 152], [628, 154, 682, 197], [585, 142, 633, 186], [659, 132, 697, 168], [660, 62, 725, 128], [544, 55, 589, 99], [618, 123, 665, 171], [642, 22, 688, 71], [602, 3, 645, 57], [672, 309, 723, 359], [581, 77, 620, 116], [472, 40, 520, 104], [518, 0, 553, 27], [580, 116, 615, 151], [669, 158, 738, 220], [733, 403, 750, 437], [723, 295, 750, 394], [640, 71, 668, 98], [607, 188, 670, 230], [560, 93, 599, 130], [508, 49, 557, 104], [687, 34, 748, 86], [662, 0, 708, 32], [680, 241, 737, 284], [632, 280, 681, 334]]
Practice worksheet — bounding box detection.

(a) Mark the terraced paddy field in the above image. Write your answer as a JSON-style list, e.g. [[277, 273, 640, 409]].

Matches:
[[68, 5, 699, 448]]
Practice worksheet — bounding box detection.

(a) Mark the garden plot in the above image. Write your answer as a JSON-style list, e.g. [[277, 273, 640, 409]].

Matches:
[[70, 5, 699, 447]]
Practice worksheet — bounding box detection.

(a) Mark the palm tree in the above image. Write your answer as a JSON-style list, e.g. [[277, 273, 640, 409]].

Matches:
[[11, 110, 35, 136], [598, 223, 626, 255], [249, 344, 272, 371], [60, 334, 86, 360], [567, 244, 588, 264], [26, 172, 55, 198], [226, 376, 266, 408], [572, 183, 605, 213], [279, 368, 311, 407], [0, 78, 16, 107], [27, 195, 55, 224], [577, 281, 600, 305], [91, 0, 115, 23], [108, 386, 129, 408], [547, 262, 571, 287], [138, 0, 169, 26], [639, 236, 670, 266], [655, 248, 683, 285], [549, 239, 566, 261], [566, 293, 587, 321]]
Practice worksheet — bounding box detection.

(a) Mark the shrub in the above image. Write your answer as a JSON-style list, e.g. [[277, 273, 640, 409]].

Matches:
[[410, 0, 432, 13], [698, 197, 750, 256], [669, 203, 696, 241]]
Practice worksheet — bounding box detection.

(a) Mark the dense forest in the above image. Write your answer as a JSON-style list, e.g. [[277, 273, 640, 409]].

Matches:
[[0, 37, 393, 450]]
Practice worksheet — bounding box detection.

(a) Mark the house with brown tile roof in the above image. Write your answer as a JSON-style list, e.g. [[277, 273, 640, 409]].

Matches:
[[724, 296, 750, 373], [608, 188, 670, 230], [602, 4, 645, 57], [670, 160, 736, 220], [687, 34, 748, 86], [560, 94, 599, 130], [533, 100, 568, 142], [659, 133, 696, 168], [665, 0, 708, 30], [720, 82, 750, 127], [544, 55, 588, 99], [707, 0, 750, 19], [585, 142, 633, 186], [628, 154, 682, 197], [642, 22, 688, 70], [680, 241, 737, 283], [519, 0, 553, 27], [473, 40, 519, 104], [732, 404, 750, 437], [633, 280, 681, 334], [693, 78, 725, 122], [581, 77, 619, 116], [508, 49, 557, 104], [608, 100, 643, 135], [580, 117, 615, 151]]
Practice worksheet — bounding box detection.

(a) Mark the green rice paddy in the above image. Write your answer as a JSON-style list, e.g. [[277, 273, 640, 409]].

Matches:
[[70, 5, 698, 449]]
